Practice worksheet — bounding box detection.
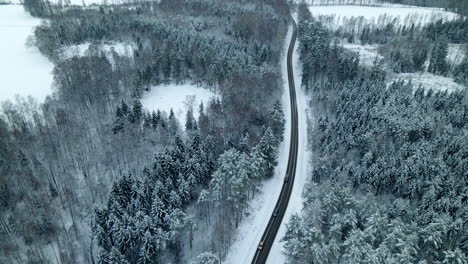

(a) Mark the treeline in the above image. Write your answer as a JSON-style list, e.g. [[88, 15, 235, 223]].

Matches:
[[2, 0, 289, 263], [282, 4, 467, 263], [384, 0, 468, 16], [334, 13, 468, 83], [304, 0, 468, 16]]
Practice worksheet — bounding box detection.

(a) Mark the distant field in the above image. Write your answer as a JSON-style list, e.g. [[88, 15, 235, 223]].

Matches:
[[309, 4, 460, 29], [0, 5, 53, 103]]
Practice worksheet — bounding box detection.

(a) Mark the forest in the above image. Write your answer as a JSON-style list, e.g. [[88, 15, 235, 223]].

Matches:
[[282, 3, 467, 263], [314, 2, 468, 86], [306, 0, 468, 16], [0, 0, 289, 263]]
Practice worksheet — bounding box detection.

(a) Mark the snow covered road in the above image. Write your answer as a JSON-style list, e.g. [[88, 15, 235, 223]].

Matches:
[[224, 12, 310, 264], [267, 13, 310, 264], [223, 18, 295, 264]]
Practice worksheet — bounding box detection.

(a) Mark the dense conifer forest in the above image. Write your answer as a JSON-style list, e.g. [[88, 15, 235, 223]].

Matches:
[[0, 0, 289, 262], [282, 4, 467, 263], [1, 0, 467, 263]]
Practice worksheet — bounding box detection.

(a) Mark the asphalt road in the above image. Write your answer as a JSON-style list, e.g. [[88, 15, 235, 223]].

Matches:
[[251, 16, 298, 264]]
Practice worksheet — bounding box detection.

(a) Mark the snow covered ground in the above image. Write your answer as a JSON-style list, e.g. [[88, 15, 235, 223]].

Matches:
[[141, 83, 216, 128], [60, 41, 134, 68], [268, 13, 311, 264], [342, 42, 383, 66], [3, 0, 154, 5], [0, 5, 54, 104], [303, 0, 400, 5], [447, 44, 467, 66], [4, 0, 104, 5], [309, 4, 459, 29], [224, 20, 295, 264], [391, 72, 465, 93], [60, 42, 134, 60]]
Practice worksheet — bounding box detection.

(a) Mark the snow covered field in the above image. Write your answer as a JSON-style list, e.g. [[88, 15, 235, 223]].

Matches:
[[3, 0, 150, 5], [3, 0, 104, 5], [141, 83, 216, 128], [0, 5, 54, 104], [392, 72, 465, 93], [60, 42, 134, 60], [60, 41, 134, 68], [306, 4, 466, 92], [342, 42, 383, 66], [309, 4, 459, 29]]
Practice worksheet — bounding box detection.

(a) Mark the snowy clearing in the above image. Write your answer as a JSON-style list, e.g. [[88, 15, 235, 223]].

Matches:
[[303, 0, 402, 5], [60, 42, 134, 60], [3, 0, 154, 6], [223, 23, 294, 264], [268, 13, 311, 264], [309, 5, 460, 29], [4, 0, 104, 5], [342, 42, 383, 66], [391, 72, 465, 93], [0, 5, 53, 104], [60, 41, 134, 68], [141, 83, 216, 128]]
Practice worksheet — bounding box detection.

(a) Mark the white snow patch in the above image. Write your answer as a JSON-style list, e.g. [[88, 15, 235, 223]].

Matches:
[[268, 13, 311, 264], [447, 44, 467, 66], [60, 42, 134, 60], [392, 72, 465, 93], [342, 42, 383, 66], [60, 41, 134, 68], [0, 5, 54, 104], [141, 83, 216, 128], [303, 0, 400, 6], [4, 0, 159, 6], [5, 0, 105, 5], [223, 20, 295, 264], [309, 5, 460, 29]]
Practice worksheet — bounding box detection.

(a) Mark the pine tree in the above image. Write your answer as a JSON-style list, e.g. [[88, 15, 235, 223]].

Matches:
[[239, 133, 251, 153], [168, 108, 179, 134], [198, 102, 210, 135], [151, 111, 159, 129], [271, 100, 286, 141], [428, 39, 449, 75], [186, 108, 196, 130], [209, 149, 241, 203], [231, 152, 251, 208], [257, 128, 278, 178], [138, 230, 156, 264], [106, 247, 129, 264], [130, 100, 143, 124], [113, 112, 125, 134]]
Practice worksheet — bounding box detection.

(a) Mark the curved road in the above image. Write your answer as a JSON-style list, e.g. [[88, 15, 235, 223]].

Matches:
[[251, 15, 298, 264]]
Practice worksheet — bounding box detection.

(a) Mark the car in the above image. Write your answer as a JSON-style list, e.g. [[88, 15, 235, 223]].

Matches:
[[258, 241, 264, 250], [273, 208, 279, 217], [284, 176, 289, 183]]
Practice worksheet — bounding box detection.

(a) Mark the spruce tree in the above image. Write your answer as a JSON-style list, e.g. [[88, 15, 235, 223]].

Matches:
[[428, 39, 449, 75], [257, 128, 278, 178], [271, 100, 286, 141]]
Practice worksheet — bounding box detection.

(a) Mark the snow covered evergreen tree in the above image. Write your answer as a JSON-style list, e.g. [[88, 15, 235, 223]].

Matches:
[[271, 100, 286, 141]]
